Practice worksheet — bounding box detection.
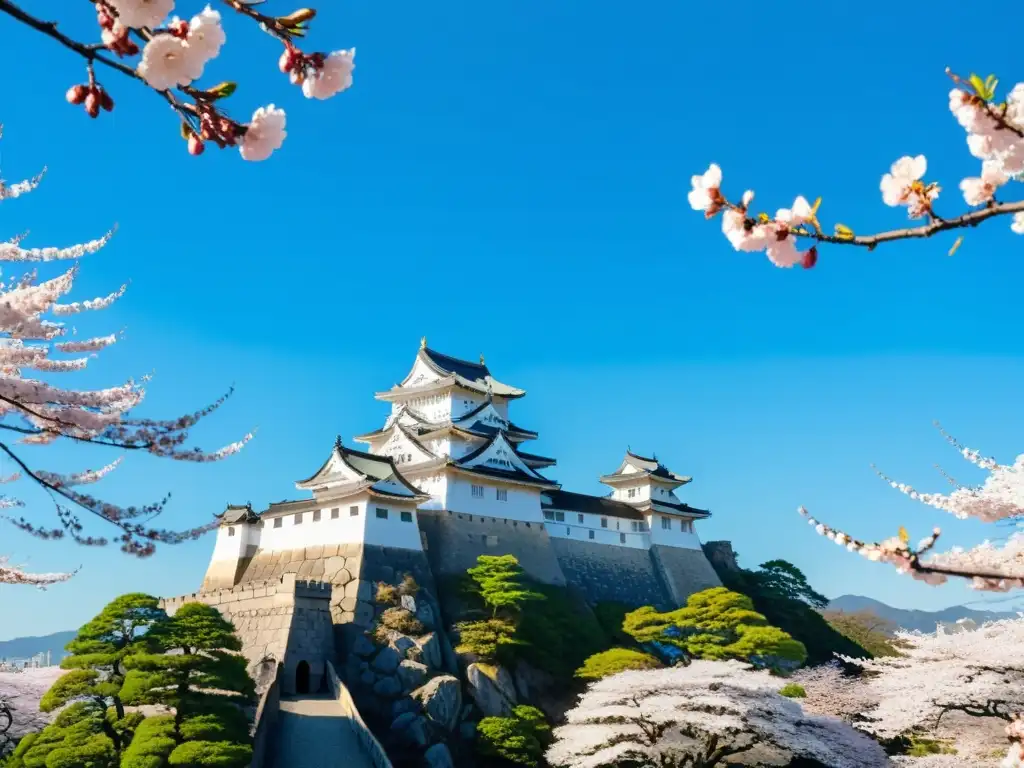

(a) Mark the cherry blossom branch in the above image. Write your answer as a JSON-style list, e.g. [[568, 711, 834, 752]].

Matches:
[[689, 68, 1024, 268], [0, 555, 73, 587]]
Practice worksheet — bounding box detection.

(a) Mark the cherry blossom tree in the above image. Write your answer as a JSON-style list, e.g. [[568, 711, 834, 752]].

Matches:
[[0, 667, 66, 757], [840, 619, 1024, 768], [545, 660, 891, 768], [0, 132, 250, 586], [788, 661, 877, 726], [0, 0, 356, 160]]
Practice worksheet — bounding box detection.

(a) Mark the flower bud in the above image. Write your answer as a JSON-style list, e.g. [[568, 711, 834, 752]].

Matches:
[[84, 91, 101, 118], [66, 84, 88, 105], [188, 135, 205, 156], [99, 89, 114, 112], [801, 246, 818, 269], [279, 49, 295, 73]]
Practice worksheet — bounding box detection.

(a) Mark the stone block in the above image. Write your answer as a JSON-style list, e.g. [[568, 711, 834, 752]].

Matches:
[[324, 556, 346, 579], [340, 596, 358, 612], [333, 569, 352, 586], [412, 675, 462, 732], [308, 559, 325, 580], [425, 743, 454, 768], [296, 560, 314, 579], [305, 544, 324, 559], [466, 663, 515, 717], [373, 675, 402, 698], [397, 659, 428, 691]]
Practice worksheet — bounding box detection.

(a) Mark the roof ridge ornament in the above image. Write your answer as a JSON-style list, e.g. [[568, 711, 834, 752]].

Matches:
[[420, 336, 427, 350], [479, 353, 485, 365], [334, 434, 343, 450]]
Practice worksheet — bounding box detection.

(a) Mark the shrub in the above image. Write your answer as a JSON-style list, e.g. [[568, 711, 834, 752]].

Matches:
[[375, 583, 399, 606], [477, 706, 551, 767], [373, 607, 425, 644], [454, 618, 521, 661], [398, 573, 420, 597], [466, 555, 545, 617], [778, 683, 806, 698], [575, 648, 663, 680], [906, 737, 957, 757], [592, 601, 634, 646]]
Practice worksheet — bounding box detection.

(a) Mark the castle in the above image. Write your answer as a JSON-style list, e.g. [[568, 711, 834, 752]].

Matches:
[[162, 342, 721, 697]]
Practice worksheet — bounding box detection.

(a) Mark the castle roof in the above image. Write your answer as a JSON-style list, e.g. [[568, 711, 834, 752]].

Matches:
[[293, 437, 429, 503], [599, 450, 692, 489], [216, 503, 259, 525], [541, 490, 646, 521], [375, 343, 526, 401], [453, 431, 557, 487], [353, 400, 538, 446]]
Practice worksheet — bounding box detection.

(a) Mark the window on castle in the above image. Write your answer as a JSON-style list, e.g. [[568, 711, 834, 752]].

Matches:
[[566, 527, 570, 536], [294, 513, 303, 525], [376, 508, 388, 519], [577, 513, 584, 524], [471, 485, 484, 498], [588, 530, 595, 540], [401, 511, 413, 523], [228, 526, 236, 537], [661, 516, 671, 530], [496, 489, 507, 502], [639, 522, 648, 532], [554, 511, 565, 522], [331, 508, 339, 519], [628, 488, 636, 499], [682, 520, 694, 533], [273, 517, 283, 529], [601, 517, 608, 528], [619, 533, 626, 544], [543, 510, 555, 521], [630, 521, 639, 532], [313, 510, 321, 522]]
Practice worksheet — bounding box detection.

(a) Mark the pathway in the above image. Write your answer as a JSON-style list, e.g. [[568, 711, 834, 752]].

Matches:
[[271, 694, 375, 768]]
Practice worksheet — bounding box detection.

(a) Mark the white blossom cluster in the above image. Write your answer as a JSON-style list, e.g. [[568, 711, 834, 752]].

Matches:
[[843, 618, 1024, 767], [546, 660, 890, 768]]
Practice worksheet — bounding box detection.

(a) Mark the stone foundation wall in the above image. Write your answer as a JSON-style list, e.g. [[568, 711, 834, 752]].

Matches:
[[417, 510, 566, 586], [159, 574, 335, 696], [550, 538, 673, 610], [650, 544, 722, 606]]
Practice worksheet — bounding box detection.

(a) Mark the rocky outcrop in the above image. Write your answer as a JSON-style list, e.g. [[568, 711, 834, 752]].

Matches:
[[412, 675, 462, 732], [424, 742, 455, 768], [466, 663, 516, 717]]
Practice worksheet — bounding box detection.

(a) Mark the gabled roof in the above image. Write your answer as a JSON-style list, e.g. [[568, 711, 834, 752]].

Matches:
[[599, 450, 692, 488], [377, 345, 526, 400], [454, 431, 557, 487], [454, 398, 538, 439], [517, 450, 557, 469], [541, 490, 645, 521], [295, 437, 428, 501], [643, 498, 711, 519]]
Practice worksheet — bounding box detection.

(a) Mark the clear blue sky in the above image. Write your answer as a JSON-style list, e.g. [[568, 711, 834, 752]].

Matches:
[[2, 0, 1022, 639]]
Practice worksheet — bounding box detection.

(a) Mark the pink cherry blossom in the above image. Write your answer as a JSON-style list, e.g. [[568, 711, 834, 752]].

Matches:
[[880, 155, 938, 218], [776, 195, 813, 226], [1012, 213, 1024, 235], [721, 210, 769, 252], [239, 104, 287, 162], [107, 0, 174, 29], [137, 33, 202, 91], [960, 162, 1009, 205], [186, 5, 225, 66], [687, 163, 724, 215], [302, 49, 356, 100]]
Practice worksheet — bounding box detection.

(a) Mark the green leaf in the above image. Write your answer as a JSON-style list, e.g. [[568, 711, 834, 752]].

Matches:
[[969, 73, 987, 97], [984, 74, 999, 100], [948, 235, 964, 257], [898, 526, 910, 545], [205, 81, 237, 100]]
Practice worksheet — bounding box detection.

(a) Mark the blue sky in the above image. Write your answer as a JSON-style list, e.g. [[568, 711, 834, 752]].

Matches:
[[2, 0, 1023, 639]]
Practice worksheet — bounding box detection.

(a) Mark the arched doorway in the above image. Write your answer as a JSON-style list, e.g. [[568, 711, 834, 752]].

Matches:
[[295, 660, 310, 694]]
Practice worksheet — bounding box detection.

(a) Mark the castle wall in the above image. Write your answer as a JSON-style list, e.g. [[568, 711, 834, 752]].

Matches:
[[648, 514, 703, 550], [417, 509, 566, 586], [446, 476, 544, 523], [549, 537, 673, 610], [650, 544, 722, 606], [160, 574, 336, 696]]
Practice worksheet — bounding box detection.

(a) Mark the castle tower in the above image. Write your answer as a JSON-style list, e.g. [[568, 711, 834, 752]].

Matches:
[[353, 342, 559, 519], [202, 503, 261, 590], [598, 450, 705, 540]]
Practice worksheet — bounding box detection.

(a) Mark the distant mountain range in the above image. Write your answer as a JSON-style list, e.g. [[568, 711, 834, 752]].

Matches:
[[0, 631, 75, 663], [827, 594, 1022, 633]]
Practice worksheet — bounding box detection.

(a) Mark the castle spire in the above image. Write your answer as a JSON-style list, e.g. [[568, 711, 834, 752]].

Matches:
[[420, 336, 427, 350], [479, 353, 485, 365], [334, 434, 343, 450]]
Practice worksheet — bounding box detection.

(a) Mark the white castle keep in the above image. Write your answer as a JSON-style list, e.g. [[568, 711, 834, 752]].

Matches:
[[202, 340, 721, 607]]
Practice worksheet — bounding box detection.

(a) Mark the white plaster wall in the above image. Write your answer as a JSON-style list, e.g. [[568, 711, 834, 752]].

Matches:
[[452, 394, 482, 418], [363, 499, 423, 550], [612, 481, 649, 502], [210, 521, 259, 562], [647, 513, 703, 550], [446, 476, 544, 522], [410, 473, 447, 511], [542, 509, 651, 549], [258, 501, 366, 552], [402, 356, 443, 388], [493, 398, 509, 420]]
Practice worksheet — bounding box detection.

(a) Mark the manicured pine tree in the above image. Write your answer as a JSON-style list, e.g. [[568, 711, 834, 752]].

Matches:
[[623, 587, 807, 672], [38, 593, 167, 754], [466, 555, 545, 618], [120, 602, 255, 768]]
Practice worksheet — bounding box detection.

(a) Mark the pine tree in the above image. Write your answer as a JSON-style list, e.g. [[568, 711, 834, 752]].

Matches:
[[37, 593, 167, 755], [466, 555, 545, 618], [120, 603, 255, 768], [623, 587, 807, 672]]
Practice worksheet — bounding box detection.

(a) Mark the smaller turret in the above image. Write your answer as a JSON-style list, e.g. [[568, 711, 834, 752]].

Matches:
[[201, 503, 261, 590]]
